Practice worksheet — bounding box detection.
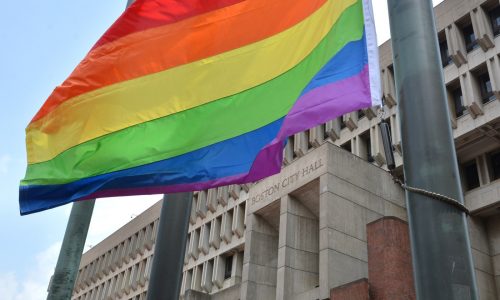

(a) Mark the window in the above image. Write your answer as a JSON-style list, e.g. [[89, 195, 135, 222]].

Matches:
[[339, 117, 346, 130], [478, 72, 495, 103], [462, 160, 480, 190], [224, 255, 233, 279], [439, 39, 452, 67], [451, 87, 466, 118], [340, 141, 351, 153], [462, 24, 478, 52], [489, 6, 500, 36], [360, 131, 373, 162], [358, 109, 366, 120], [488, 150, 500, 181]]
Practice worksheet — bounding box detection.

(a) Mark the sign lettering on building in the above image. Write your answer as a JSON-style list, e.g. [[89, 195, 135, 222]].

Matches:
[[250, 158, 324, 207]]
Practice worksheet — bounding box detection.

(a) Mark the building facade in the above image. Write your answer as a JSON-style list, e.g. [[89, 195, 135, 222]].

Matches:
[[70, 0, 500, 299]]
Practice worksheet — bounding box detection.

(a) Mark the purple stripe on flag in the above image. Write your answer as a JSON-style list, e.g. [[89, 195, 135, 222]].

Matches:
[[277, 64, 371, 140]]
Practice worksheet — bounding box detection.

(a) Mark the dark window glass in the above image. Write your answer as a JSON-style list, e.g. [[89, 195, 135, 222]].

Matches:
[[489, 151, 500, 180], [339, 117, 346, 129], [463, 24, 478, 52], [463, 160, 480, 190], [366, 139, 373, 163], [385, 118, 392, 137], [224, 256, 233, 279], [358, 110, 365, 119], [322, 123, 329, 140], [451, 87, 466, 117], [439, 40, 452, 67], [489, 6, 500, 36], [341, 141, 351, 153], [478, 72, 495, 103]]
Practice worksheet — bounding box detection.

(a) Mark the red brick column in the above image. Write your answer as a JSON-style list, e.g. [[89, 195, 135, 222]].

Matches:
[[330, 278, 370, 300], [367, 216, 416, 300]]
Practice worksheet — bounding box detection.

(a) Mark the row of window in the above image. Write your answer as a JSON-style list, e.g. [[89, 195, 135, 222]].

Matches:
[[447, 63, 496, 119], [285, 115, 370, 164], [461, 149, 500, 191], [186, 202, 246, 264], [75, 221, 158, 292], [73, 255, 152, 300], [182, 251, 243, 296], [191, 185, 246, 223], [439, 2, 500, 67]]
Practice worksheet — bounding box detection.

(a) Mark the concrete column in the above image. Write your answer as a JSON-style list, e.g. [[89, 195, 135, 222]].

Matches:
[[309, 125, 325, 148], [469, 217, 498, 300], [318, 174, 372, 299], [367, 217, 415, 300], [276, 195, 319, 300], [240, 214, 279, 300], [294, 132, 309, 158], [486, 216, 500, 298], [217, 186, 229, 207], [446, 23, 467, 67], [382, 67, 397, 107], [486, 56, 500, 99], [471, 7, 494, 51], [229, 252, 244, 286], [461, 71, 484, 117], [325, 119, 341, 141], [206, 189, 218, 213], [318, 148, 406, 299]]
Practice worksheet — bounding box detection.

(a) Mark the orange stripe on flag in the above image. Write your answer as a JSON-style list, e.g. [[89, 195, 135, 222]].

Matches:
[[31, 0, 327, 123]]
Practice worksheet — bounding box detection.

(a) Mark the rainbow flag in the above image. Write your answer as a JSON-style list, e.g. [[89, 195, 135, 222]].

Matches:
[[20, 0, 380, 214]]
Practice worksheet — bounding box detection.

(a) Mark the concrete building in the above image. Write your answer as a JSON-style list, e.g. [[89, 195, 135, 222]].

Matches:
[[70, 0, 500, 299]]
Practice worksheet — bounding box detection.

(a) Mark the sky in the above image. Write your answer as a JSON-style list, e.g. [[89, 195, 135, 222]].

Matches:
[[0, 1, 443, 299]]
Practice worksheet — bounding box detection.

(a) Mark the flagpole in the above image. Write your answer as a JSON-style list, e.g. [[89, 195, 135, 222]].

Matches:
[[146, 192, 193, 300], [47, 199, 95, 300], [387, 0, 478, 299]]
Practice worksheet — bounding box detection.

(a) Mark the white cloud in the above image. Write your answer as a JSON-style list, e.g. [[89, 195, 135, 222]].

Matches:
[[85, 195, 161, 249], [0, 241, 61, 300], [0, 154, 12, 174], [0, 273, 18, 300]]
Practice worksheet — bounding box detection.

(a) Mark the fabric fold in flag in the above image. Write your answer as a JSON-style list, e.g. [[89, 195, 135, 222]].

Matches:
[[20, 0, 380, 215]]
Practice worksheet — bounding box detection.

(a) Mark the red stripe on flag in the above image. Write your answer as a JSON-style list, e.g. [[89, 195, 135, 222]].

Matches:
[[92, 0, 244, 50]]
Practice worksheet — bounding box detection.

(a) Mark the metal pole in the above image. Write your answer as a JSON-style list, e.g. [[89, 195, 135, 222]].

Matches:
[[387, 0, 478, 299], [47, 199, 95, 300], [147, 192, 193, 300]]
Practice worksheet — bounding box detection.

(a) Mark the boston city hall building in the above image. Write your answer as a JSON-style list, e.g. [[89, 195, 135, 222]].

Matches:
[[69, 0, 500, 299]]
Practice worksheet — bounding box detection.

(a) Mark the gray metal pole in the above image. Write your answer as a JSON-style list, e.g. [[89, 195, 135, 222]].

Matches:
[[146, 192, 193, 300], [47, 199, 95, 300], [387, 0, 479, 299]]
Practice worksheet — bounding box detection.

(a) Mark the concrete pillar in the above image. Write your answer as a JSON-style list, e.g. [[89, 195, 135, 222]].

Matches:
[[240, 214, 279, 300], [470, 7, 494, 51], [276, 195, 319, 300], [486, 216, 500, 298], [325, 119, 340, 141], [318, 147, 406, 299], [446, 23, 467, 67], [318, 175, 371, 299], [228, 251, 244, 286], [206, 189, 217, 213], [469, 216, 498, 300], [461, 71, 484, 117], [366, 217, 415, 300], [382, 67, 397, 107]]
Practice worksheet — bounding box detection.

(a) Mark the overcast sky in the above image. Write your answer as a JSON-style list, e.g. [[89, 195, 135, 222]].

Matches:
[[0, 1, 443, 299]]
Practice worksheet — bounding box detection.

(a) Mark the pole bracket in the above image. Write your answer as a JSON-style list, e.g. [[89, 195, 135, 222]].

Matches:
[[393, 178, 470, 215]]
